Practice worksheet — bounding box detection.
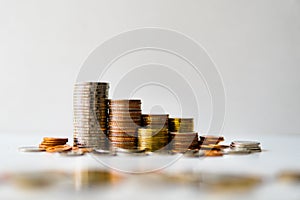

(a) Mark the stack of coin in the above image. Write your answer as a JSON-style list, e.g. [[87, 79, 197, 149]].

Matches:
[[168, 118, 197, 153], [73, 82, 109, 149], [138, 114, 169, 151], [199, 135, 226, 152], [170, 132, 199, 153], [230, 141, 261, 153], [168, 118, 194, 132], [39, 137, 72, 152], [108, 99, 142, 149], [39, 137, 68, 148]]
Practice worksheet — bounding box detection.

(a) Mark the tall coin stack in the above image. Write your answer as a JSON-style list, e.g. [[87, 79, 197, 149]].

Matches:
[[108, 100, 142, 149], [138, 114, 169, 151], [73, 82, 109, 149], [168, 118, 199, 153]]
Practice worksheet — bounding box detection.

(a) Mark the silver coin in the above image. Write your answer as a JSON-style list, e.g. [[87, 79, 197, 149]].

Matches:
[[230, 144, 261, 149], [18, 146, 45, 152], [74, 131, 107, 135], [73, 90, 108, 93], [231, 141, 260, 146], [74, 133, 106, 136], [115, 148, 145, 154], [73, 91, 108, 94], [60, 151, 85, 157], [74, 94, 108, 97], [230, 146, 261, 150], [75, 138, 107, 142], [74, 85, 109, 89], [92, 149, 115, 155], [73, 111, 108, 114], [73, 101, 108, 104], [76, 143, 107, 148], [73, 101, 107, 105], [74, 85, 109, 88], [73, 97, 108, 101], [224, 148, 252, 155]]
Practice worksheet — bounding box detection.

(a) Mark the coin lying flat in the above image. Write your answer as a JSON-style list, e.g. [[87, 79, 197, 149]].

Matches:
[[45, 145, 72, 153], [224, 148, 251, 155], [43, 137, 68, 141], [60, 150, 85, 157], [18, 146, 46, 152], [230, 140, 262, 153]]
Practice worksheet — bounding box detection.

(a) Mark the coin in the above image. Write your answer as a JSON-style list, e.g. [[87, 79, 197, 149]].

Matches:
[[231, 141, 260, 146], [229, 140, 261, 153], [168, 118, 194, 132], [108, 99, 141, 103], [92, 149, 116, 156], [73, 82, 109, 149], [43, 137, 68, 141], [60, 150, 85, 156], [18, 146, 46, 152], [169, 131, 199, 153], [45, 145, 72, 153]]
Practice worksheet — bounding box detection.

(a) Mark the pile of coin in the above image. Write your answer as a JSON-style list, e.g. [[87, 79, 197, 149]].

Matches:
[[73, 82, 109, 149], [108, 99, 142, 149], [138, 114, 169, 151], [230, 141, 262, 153]]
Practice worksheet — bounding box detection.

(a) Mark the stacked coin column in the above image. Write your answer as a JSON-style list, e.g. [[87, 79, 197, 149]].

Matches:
[[108, 100, 142, 149], [73, 82, 109, 149], [168, 118, 199, 153], [138, 114, 169, 151]]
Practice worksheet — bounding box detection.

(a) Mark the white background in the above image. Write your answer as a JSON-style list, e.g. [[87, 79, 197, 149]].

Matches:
[[0, 0, 299, 138]]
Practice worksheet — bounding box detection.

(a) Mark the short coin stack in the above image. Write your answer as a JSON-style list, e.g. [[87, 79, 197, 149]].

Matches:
[[169, 118, 198, 153], [39, 137, 71, 152], [138, 114, 169, 151], [108, 100, 142, 149], [230, 141, 261, 153], [73, 82, 109, 149], [170, 132, 199, 153]]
